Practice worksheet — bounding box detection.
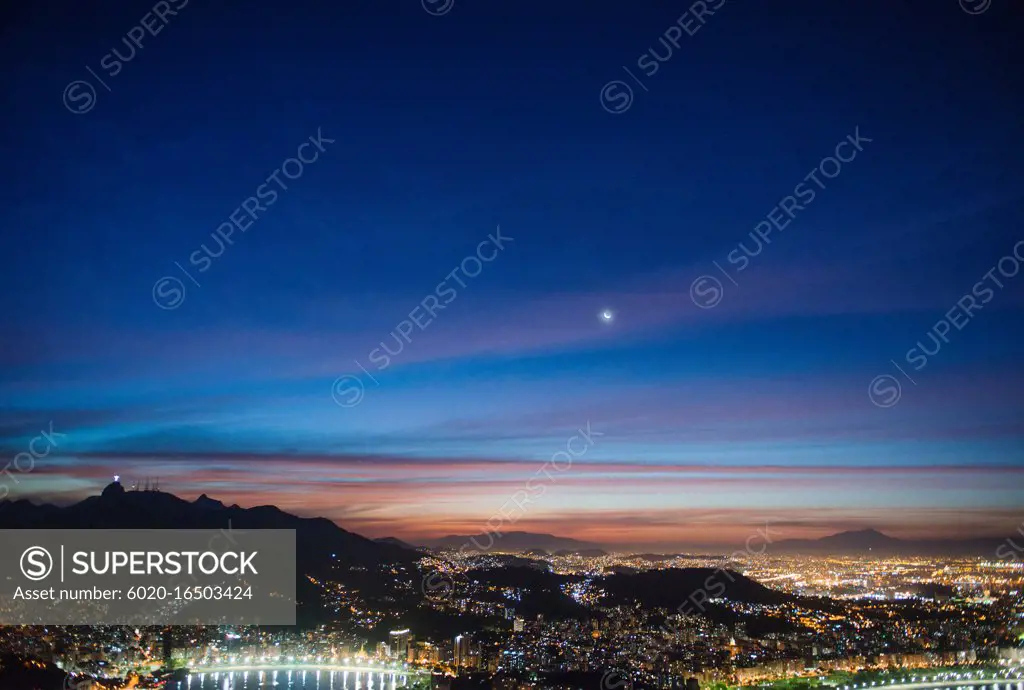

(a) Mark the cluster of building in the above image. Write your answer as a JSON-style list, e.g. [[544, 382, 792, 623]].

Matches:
[[1, 551, 1022, 688], [406, 551, 1024, 685]]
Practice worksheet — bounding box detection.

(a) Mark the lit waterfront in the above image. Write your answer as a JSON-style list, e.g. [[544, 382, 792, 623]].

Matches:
[[180, 667, 424, 690]]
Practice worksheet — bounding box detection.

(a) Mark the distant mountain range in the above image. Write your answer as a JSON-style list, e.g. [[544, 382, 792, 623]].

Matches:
[[420, 526, 1021, 558], [426, 531, 606, 555], [769, 528, 1020, 558], [374, 536, 421, 551]]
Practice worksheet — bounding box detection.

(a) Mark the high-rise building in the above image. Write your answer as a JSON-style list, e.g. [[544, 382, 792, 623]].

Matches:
[[501, 650, 525, 671], [414, 641, 440, 665], [161, 628, 174, 665], [513, 617, 525, 633], [389, 629, 411, 661], [453, 634, 472, 670]]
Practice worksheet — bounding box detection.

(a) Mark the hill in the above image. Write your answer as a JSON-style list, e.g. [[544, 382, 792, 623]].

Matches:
[[0, 481, 418, 625], [598, 567, 793, 609]]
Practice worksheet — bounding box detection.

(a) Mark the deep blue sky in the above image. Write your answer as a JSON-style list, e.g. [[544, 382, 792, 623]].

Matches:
[[1, 0, 1023, 548]]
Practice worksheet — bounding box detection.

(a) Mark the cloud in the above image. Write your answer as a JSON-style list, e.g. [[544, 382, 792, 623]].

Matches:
[[13, 450, 1024, 548]]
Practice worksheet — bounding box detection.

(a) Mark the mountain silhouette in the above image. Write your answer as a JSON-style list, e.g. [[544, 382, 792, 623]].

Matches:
[[0, 481, 417, 624], [1, 481, 410, 562], [427, 530, 601, 553], [769, 527, 1019, 557], [374, 536, 420, 550], [598, 567, 794, 608]]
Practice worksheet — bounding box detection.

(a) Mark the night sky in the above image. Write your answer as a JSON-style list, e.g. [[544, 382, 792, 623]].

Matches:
[[2, 0, 1023, 550]]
